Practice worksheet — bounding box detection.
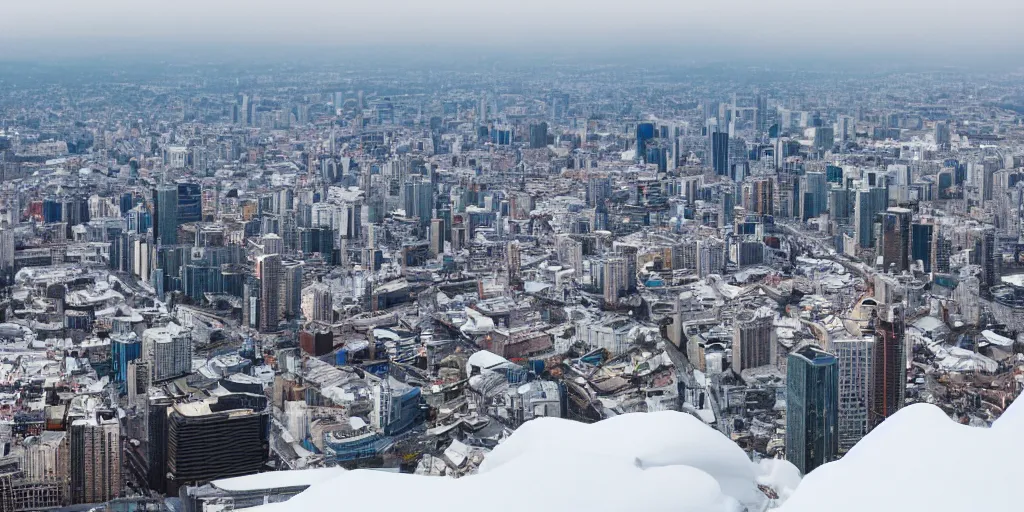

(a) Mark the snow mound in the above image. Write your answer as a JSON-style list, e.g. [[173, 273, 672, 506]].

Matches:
[[781, 399, 1024, 512], [255, 411, 794, 512]]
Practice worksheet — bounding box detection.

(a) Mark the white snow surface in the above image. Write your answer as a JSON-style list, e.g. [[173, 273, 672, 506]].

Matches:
[[254, 411, 795, 512], [253, 399, 1024, 512], [780, 399, 1024, 512]]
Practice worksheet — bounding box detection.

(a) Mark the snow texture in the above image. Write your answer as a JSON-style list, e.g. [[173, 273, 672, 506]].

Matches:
[[780, 399, 1024, 512], [254, 411, 796, 512]]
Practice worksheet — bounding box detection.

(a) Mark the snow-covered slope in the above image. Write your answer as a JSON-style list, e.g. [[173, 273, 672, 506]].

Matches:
[[254, 398, 1023, 512], [781, 399, 1024, 512], [253, 411, 796, 512]]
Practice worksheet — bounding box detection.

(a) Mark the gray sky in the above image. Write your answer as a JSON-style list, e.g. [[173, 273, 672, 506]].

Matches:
[[3, 0, 1024, 60]]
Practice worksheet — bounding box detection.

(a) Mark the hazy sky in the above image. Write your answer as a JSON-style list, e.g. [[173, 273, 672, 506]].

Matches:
[[3, 0, 1024, 61]]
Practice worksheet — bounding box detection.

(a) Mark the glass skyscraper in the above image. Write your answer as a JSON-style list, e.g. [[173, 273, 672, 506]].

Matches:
[[786, 345, 839, 475]]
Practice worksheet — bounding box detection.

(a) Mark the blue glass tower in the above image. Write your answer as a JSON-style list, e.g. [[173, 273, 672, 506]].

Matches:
[[636, 122, 655, 162], [786, 345, 839, 475]]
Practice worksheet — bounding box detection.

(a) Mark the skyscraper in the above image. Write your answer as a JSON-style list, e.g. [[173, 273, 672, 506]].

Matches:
[[603, 257, 626, 305], [529, 122, 548, 149], [257, 254, 282, 332], [732, 309, 774, 372], [910, 223, 934, 273], [165, 395, 270, 494], [869, 305, 906, 429], [153, 185, 178, 245], [69, 417, 121, 504], [878, 207, 912, 272], [855, 187, 888, 249], [786, 345, 839, 475], [711, 131, 729, 176], [832, 337, 875, 452], [802, 172, 827, 220], [176, 182, 202, 224], [636, 122, 656, 162]]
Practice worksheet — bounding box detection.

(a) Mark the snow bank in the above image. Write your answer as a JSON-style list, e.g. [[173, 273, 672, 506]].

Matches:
[[254, 411, 795, 512], [781, 399, 1024, 512]]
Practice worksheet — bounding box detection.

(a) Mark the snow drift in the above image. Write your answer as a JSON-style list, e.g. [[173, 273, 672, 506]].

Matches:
[[254, 398, 1024, 512], [254, 411, 795, 512], [780, 398, 1024, 512]]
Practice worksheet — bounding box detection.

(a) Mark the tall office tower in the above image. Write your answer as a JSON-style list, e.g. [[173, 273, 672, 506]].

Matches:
[[878, 207, 912, 272], [732, 309, 774, 372], [262, 233, 283, 256], [69, 417, 121, 504], [934, 231, 952, 274], [0, 222, 14, 273], [696, 237, 726, 277], [176, 183, 202, 224], [282, 260, 304, 318], [836, 116, 853, 142], [636, 122, 656, 162], [603, 257, 626, 305], [143, 326, 193, 381], [112, 337, 142, 383], [829, 186, 853, 223], [743, 177, 774, 216], [587, 176, 612, 208], [813, 127, 834, 153], [165, 395, 270, 494], [429, 218, 445, 256], [801, 172, 827, 220], [934, 121, 951, 147], [869, 305, 906, 430], [755, 94, 769, 133], [617, 245, 638, 293], [529, 122, 548, 149], [152, 185, 179, 245], [303, 283, 333, 323], [507, 241, 522, 281], [711, 131, 730, 176], [855, 187, 888, 249], [257, 254, 282, 332], [832, 337, 876, 452], [786, 345, 839, 474], [910, 223, 934, 272], [479, 93, 488, 123], [974, 226, 999, 294]]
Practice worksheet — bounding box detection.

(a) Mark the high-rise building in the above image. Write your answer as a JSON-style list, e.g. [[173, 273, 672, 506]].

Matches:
[[176, 183, 202, 224], [165, 394, 270, 494], [301, 283, 333, 323], [910, 223, 934, 273], [256, 254, 282, 332], [855, 187, 888, 249], [786, 345, 839, 475], [697, 237, 726, 277], [832, 337, 875, 452], [869, 305, 906, 429], [143, 326, 192, 382], [429, 218, 445, 256], [974, 226, 999, 294], [507, 241, 521, 281], [529, 122, 548, 149], [636, 122, 656, 162], [711, 131, 729, 176], [878, 207, 912, 272], [603, 257, 626, 305], [934, 121, 951, 147], [152, 185, 178, 245], [69, 417, 121, 504], [802, 172, 827, 220], [733, 309, 774, 372]]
